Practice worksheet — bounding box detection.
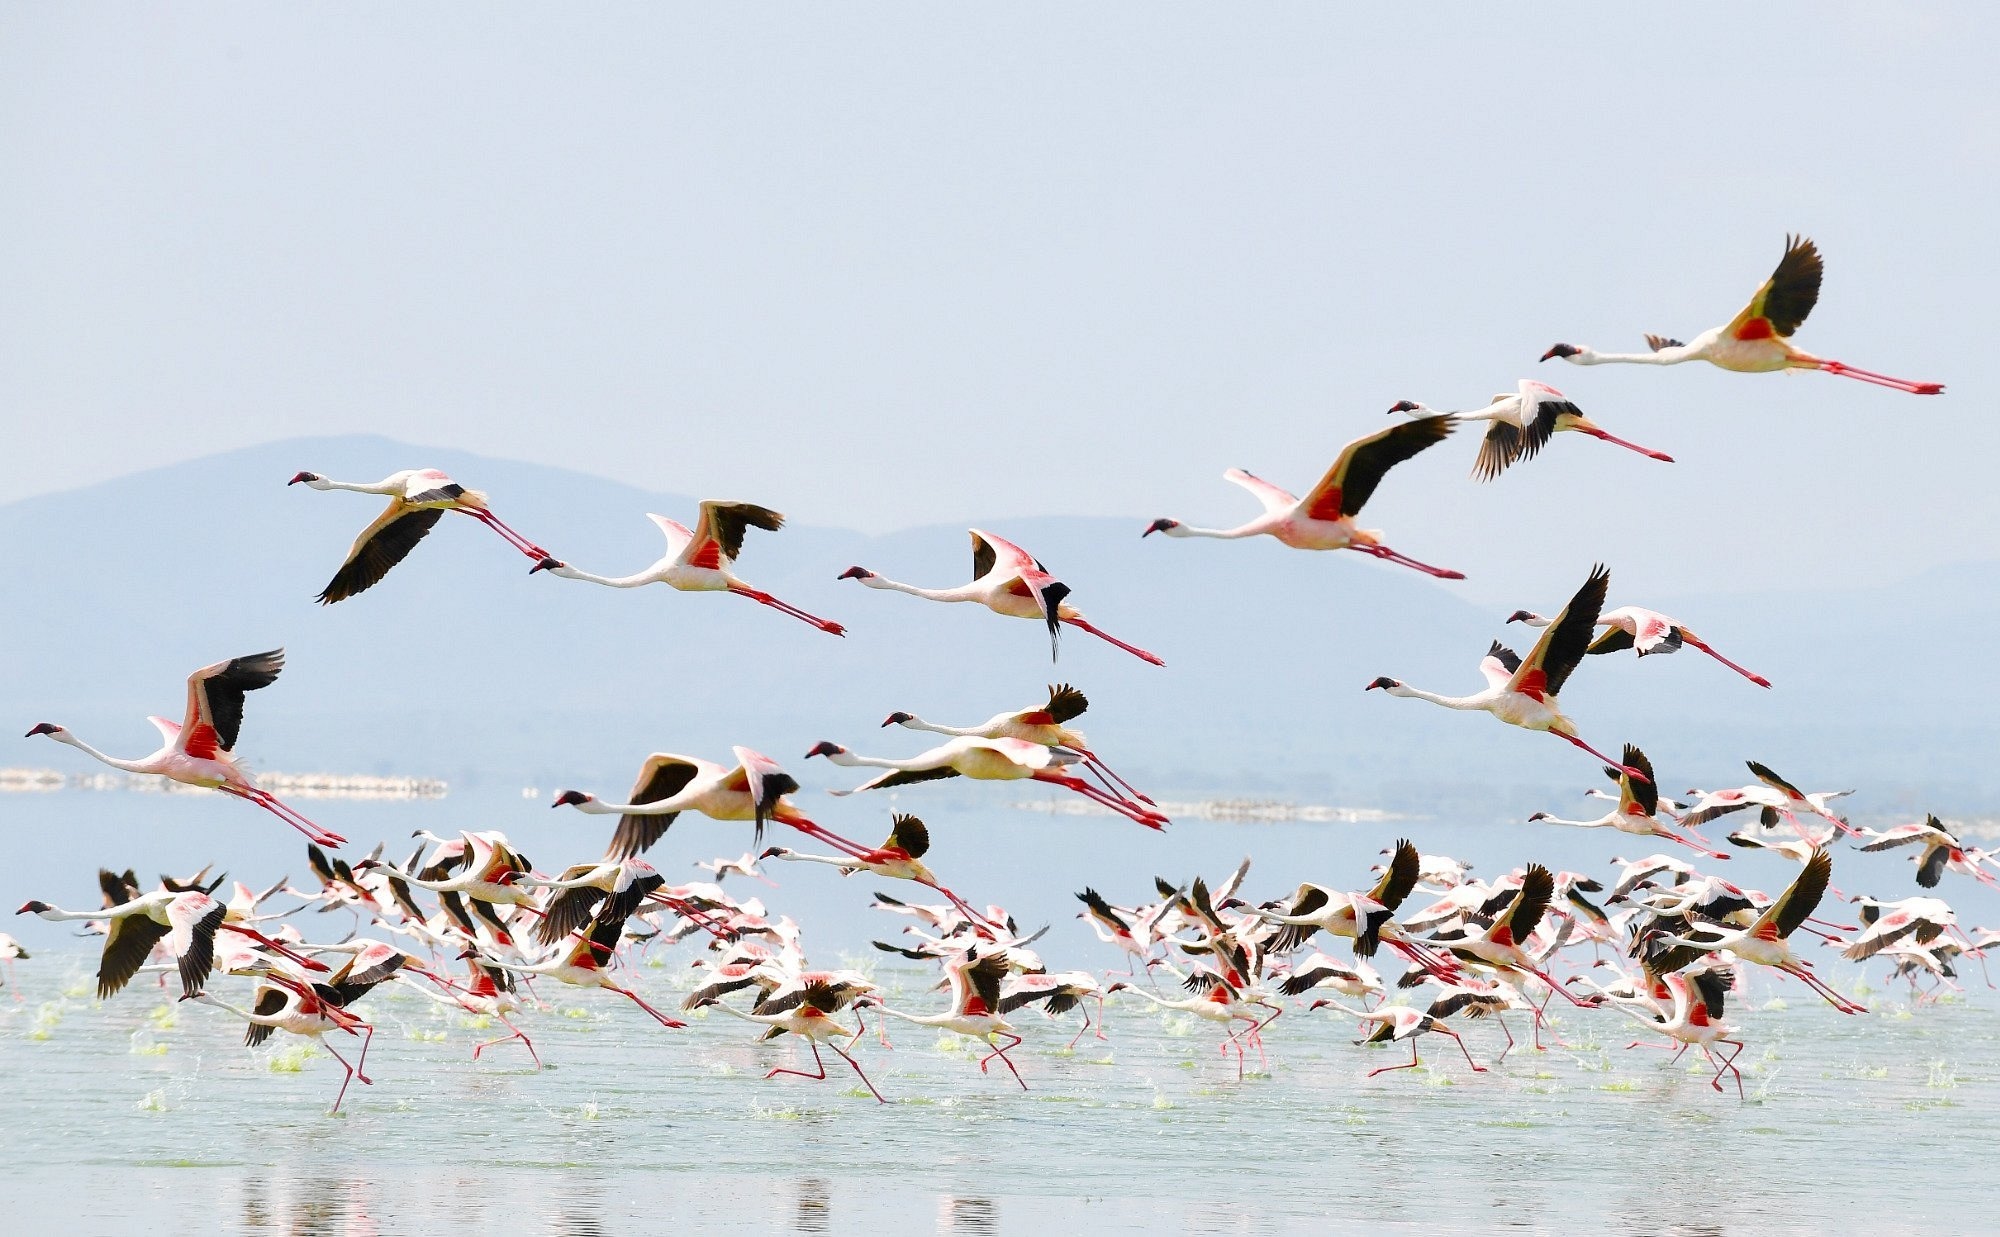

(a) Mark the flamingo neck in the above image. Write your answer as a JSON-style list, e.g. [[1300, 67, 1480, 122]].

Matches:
[[1160, 522, 1264, 540], [53, 732, 152, 774], [1386, 685, 1485, 710], [859, 577, 971, 603], [545, 563, 657, 589], [316, 477, 403, 495], [1562, 346, 1684, 366]]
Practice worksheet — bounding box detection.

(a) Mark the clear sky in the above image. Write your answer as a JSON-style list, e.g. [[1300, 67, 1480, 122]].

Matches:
[[3, 4, 1992, 604]]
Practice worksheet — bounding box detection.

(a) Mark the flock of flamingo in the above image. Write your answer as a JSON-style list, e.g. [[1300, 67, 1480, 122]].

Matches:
[[15, 235, 1987, 1112]]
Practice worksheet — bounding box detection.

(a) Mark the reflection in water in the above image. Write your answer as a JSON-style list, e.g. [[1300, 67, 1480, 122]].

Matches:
[[942, 1196, 998, 1234], [236, 1174, 380, 1237], [794, 1176, 832, 1233], [552, 1177, 610, 1237]]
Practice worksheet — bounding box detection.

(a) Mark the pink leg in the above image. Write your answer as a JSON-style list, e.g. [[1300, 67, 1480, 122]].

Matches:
[[1577, 426, 1675, 463], [1052, 775, 1168, 829], [1711, 1040, 1747, 1097], [1553, 732, 1648, 783], [1813, 359, 1944, 395], [463, 508, 550, 559], [978, 1033, 1028, 1090], [1059, 617, 1165, 667], [1357, 543, 1465, 580], [243, 788, 345, 847], [1066, 1008, 1091, 1050], [780, 818, 879, 860], [616, 984, 688, 1028], [1444, 1027, 1487, 1073], [323, 1040, 359, 1114], [1679, 635, 1770, 688], [767, 1040, 831, 1084], [1075, 748, 1157, 806], [829, 1040, 887, 1103], [1369, 1039, 1423, 1078], [1495, 1014, 1515, 1062], [219, 925, 331, 973], [728, 586, 847, 637]]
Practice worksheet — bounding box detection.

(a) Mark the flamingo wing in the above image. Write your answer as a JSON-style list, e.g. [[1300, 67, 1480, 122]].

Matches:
[[1757, 848, 1831, 940], [854, 766, 962, 793], [885, 813, 930, 859], [96, 912, 171, 1000], [1724, 234, 1821, 342], [1620, 745, 1659, 818], [1300, 414, 1454, 521], [181, 648, 285, 758], [1221, 468, 1299, 516], [1472, 418, 1527, 482], [1042, 683, 1089, 725], [1479, 641, 1522, 690], [1497, 865, 1553, 943], [317, 501, 445, 605], [1511, 565, 1608, 699], [1745, 761, 1808, 803], [609, 755, 704, 858], [1367, 840, 1420, 913], [681, 502, 784, 570]]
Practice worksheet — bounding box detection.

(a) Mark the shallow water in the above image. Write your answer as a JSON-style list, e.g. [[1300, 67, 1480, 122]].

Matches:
[[3, 795, 1996, 1233]]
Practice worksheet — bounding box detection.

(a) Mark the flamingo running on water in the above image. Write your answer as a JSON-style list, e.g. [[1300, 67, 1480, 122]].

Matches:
[[1542, 234, 1944, 394], [838, 529, 1162, 665], [1141, 414, 1465, 578], [531, 502, 845, 635], [25, 649, 344, 847]]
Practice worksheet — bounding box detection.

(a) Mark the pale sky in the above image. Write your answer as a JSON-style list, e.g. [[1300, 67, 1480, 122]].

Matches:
[[3, 4, 1993, 604]]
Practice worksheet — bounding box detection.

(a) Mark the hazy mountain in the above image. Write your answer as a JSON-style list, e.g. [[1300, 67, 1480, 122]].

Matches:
[[2, 436, 1993, 819]]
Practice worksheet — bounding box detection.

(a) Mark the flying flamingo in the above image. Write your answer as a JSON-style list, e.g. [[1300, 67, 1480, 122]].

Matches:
[[289, 467, 550, 603], [1429, 864, 1597, 1009], [552, 746, 875, 860], [882, 683, 1156, 808], [1613, 969, 1748, 1097], [1856, 816, 2000, 889], [1105, 976, 1281, 1080], [838, 529, 1163, 665], [1506, 604, 1768, 688], [869, 951, 1029, 1090], [1678, 762, 1857, 838], [999, 971, 1106, 1049], [1366, 565, 1647, 779], [1657, 849, 1866, 1014], [530, 502, 844, 635], [1389, 380, 1672, 481], [804, 736, 1168, 828], [479, 918, 687, 1030], [1140, 414, 1465, 578], [1527, 746, 1729, 859], [26, 649, 343, 847], [1541, 234, 1943, 394], [762, 813, 993, 926]]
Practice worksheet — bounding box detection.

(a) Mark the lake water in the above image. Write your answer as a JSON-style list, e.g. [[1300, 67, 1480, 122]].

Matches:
[[2, 791, 1995, 1233]]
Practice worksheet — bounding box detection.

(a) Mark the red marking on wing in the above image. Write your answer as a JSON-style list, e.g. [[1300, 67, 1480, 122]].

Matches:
[[1004, 579, 1034, 597], [1489, 925, 1515, 948], [1753, 921, 1780, 942], [182, 723, 221, 760], [1688, 1003, 1711, 1027], [1304, 487, 1345, 523], [1513, 669, 1548, 702], [687, 540, 723, 570], [1017, 711, 1055, 726], [1734, 318, 1774, 342], [962, 996, 990, 1017]]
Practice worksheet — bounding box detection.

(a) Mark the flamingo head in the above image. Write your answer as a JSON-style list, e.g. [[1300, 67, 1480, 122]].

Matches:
[[1103, 981, 1130, 995], [551, 790, 592, 808], [1386, 399, 1423, 415], [1541, 343, 1582, 362], [1505, 610, 1543, 625], [757, 846, 788, 860], [803, 741, 846, 760], [24, 722, 63, 738], [1527, 812, 1550, 822], [1307, 998, 1333, 1011], [837, 566, 874, 581], [881, 712, 913, 728], [287, 471, 326, 487], [529, 557, 565, 574], [16, 901, 51, 916], [1141, 518, 1179, 538], [1363, 677, 1400, 692]]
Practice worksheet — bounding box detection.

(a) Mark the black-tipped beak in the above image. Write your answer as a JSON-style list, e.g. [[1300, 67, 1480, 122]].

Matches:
[[881, 712, 911, 728], [1541, 343, 1580, 362], [758, 847, 784, 860], [552, 790, 588, 808], [1364, 677, 1397, 691], [1505, 610, 1535, 624], [804, 741, 841, 759], [837, 566, 871, 581], [24, 723, 56, 737], [1527, 813, 1548, 822], [287, 471, 317, 486], [1387, 400, 1421, 414], [1142, 519, 1175, 538], [530, 557, 562, 574]]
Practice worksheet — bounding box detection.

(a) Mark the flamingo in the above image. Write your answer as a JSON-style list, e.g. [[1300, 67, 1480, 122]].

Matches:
[[1657, 849, 1866, 1014], [694, 852, 777, 885], [838, 529, 1163, 665], [1274, 953, 1384, 1005], [1612, 969, 1748, 1097], [17, 886, 227, 1000], [1389, 380, 1671, 481], [1428, 864, 1597, 1009], [1140, 414, 1465, 579], [694, 981, 886, 1103], [1842, 895, 1962, 962], [804, 736, 1167, 828], [1541, 234, 1943, 394], [188, 971, 378, 1113], [480, 918, 687, 1030], [1856, 817, 1999, 889], [1506, 605, 1768, 688], [869, 951, 1029, 1090], [289, 467, 550, 602], [999, 971, 1106, 1049], [530, 502, 844, 635], [1251, 840, 1451, 976], [552, 746, 873, 860], [25, 648, 344, 847], [1527, 746, 1729, 859], [1678, 762, 1857, 838], [1076, 887, 1154, 974], [882, 683, 1155, 807], [1105, 976, 1280, 1080], [0, 933, 25, 999], [761, 813, 992, 926], [1308, 998, 1488, 1078], [1366, 565, 1647, 779]]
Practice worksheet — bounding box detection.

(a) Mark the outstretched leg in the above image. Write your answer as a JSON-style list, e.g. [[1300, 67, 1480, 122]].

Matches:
[[1075, 748, 1157, 806], [1551, 732, 1648, 783], [1358, 543, 1466, 580], [728, 586, 846, 637], [978, 1033, 1029, 1090], [1811, 359, 1944, 395], [1710, 1039, 1747, 1097], [1679, 634, 1770, 688], [1369, 1038, 1423, 1078], [767, 1041, 831, 1084], [1059, 617, 1165, 667], [828, 1040, 886, 1103], [615, 984, 689, 1028], [462, 508, 551, 559], [1576, 426, 1674, 463], [1444, 1027, 1487, 1073]]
